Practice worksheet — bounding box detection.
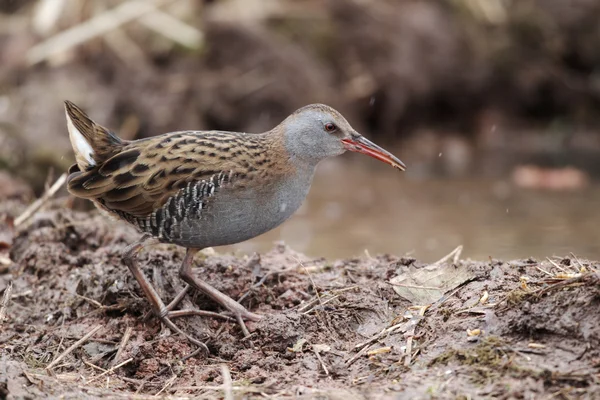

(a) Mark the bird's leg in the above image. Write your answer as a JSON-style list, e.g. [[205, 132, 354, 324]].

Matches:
[[179, 248, 262, 337], [122, 235, 208, 352]]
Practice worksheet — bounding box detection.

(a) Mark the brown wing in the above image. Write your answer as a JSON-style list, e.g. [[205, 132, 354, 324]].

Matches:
[[67, 131, 265, 218]]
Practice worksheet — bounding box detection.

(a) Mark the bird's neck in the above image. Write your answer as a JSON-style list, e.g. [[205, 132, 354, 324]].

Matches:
[[267, 127, 321, 173]]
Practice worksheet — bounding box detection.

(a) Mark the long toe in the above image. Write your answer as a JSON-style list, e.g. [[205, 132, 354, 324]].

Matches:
[[226, 304, 261, 337], [223, 298, 262, 322], [160, 315, 209, 354]]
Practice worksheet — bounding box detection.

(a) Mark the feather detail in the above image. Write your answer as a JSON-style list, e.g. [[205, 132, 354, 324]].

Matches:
[[66, 129, 289, 220], [64, 101, 124, 170]]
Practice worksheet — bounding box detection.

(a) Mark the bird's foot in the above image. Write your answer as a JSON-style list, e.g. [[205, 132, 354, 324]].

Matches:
[[157, 309, 209, 354], [222, 299, 262, 338], [168, 284, 261, 337], [178, 248, 262, 337], [165, 284, 260, 336]]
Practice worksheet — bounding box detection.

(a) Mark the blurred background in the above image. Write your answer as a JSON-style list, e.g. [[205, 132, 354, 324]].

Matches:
[[1, 0, 600, 261]]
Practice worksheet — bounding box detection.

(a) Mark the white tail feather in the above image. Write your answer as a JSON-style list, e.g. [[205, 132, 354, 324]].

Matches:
[[66, 110, 95, 167]]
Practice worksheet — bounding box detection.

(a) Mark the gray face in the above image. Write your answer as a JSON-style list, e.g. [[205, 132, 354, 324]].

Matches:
[[282, 104, 356, 165]]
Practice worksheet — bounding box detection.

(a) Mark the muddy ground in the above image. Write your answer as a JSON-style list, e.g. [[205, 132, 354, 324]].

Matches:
[[0, 195, 598, 400]]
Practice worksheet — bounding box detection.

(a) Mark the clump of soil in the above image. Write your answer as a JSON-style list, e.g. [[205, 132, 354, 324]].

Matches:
[[1, 201, 600, 399]]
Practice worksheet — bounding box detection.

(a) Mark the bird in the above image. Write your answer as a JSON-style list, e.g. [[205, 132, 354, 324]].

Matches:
[[64, 101, 405, 346]]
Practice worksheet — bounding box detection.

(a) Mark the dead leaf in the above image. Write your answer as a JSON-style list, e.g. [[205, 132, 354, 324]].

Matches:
[[390, 263, 473, 304], [312, 344, 331, 354], [288, 338, 307, 353]]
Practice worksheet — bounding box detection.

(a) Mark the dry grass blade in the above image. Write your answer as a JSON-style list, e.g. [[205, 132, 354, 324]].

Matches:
[[112, 327, 134, 367], [353, 321, 407, 351], [134, 345, 205, 394], [26, 0, 175, 65], [314, 348, 329, 376], [291, 255, 325, 311], [404, 306, 427, 366], [238, 265, 299, 303], [0, 281, 13, 325], [570, 253, 589, 272], [346, 343, 373, 366], [153, 372, 177, 397], [431, 245, 463, 266], [221, 364, 234, 400], [46, 325, 102, 370], [14, 173, 67, 227], [390, 283, 441, 290], [33, 0, 66, 35], [301, 295, 339, 315], [103, 28, 148, 68], [546, 257, 569, 274], [86, 358, 133, 384], [139, 9, 203, 49]]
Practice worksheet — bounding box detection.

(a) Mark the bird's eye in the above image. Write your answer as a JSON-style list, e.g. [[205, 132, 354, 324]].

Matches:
[[324, 123, 337, 133]]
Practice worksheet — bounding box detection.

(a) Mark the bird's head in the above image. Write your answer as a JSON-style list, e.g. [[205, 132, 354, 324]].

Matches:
[[281, 104, 406, 171]]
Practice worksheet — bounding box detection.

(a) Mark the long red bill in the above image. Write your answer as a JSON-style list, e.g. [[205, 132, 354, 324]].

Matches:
[[342, 136, 406, 171]]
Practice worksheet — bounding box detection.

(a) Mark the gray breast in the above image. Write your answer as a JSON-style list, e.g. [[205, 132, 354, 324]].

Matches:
[[137, 168, 315, 249]]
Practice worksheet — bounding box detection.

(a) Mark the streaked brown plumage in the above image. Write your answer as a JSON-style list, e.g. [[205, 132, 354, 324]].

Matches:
[[68, 107, 291, 219], [64, 100, 405, 347]]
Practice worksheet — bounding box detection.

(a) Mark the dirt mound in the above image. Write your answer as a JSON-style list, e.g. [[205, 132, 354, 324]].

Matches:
[[1, 204, 600, 398]]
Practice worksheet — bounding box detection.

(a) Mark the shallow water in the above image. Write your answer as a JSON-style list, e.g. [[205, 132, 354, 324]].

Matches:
[[225, 156, 600, 262]]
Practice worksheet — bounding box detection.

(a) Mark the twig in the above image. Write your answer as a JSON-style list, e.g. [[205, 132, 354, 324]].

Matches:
[[86, 358, 133, 384], [50, 316, 67, 364], [221, 365, 234, 400], [14, 173, 67, 227], [154, 373, 177, 397], [570, 253, 588, 272], [0, 281, 13, 325], [169, 385, 223, 392], [535, 265, 553, 276], [112, 327, 133, 367], [404, 332, 415, 366], [83, 360, 106, 373], [297, 297, 320, 313], [291, 255, 323, 308], [404, 307, 427, 367], [297, 286, 360, 313], [238, 265, 298, 303], [546, 257, 569, 274], [73, 293, 103, 308], [429, 280, 473, 311], [46, 325, 102, 370], [353, 322, 407, 350], [135, 346, 204, 393], [301, 295, 339, 315], [390, 283, 442, 290], [168, 384, 275, 393], [346, 343, 373, 366], [313, 349, 329, 376], [431, 245, 463, 266]]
